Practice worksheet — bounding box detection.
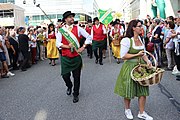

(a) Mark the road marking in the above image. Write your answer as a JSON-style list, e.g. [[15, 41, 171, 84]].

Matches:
[[34, 109, 47, 120]]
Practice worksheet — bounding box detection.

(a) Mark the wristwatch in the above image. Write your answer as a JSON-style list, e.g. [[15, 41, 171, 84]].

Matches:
[[82, 44, 86, 48]]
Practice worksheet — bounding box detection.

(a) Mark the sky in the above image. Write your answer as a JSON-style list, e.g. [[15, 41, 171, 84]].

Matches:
[[96, 0, 123, 11]]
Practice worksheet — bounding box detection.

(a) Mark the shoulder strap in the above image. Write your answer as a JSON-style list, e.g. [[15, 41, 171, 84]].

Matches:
[[129, 38, 133, 49], [59, 26, 80, 50]]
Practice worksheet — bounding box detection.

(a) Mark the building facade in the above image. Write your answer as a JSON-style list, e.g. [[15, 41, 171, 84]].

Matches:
[[120, 0, 180, 22], [14, 0, 99, 26], [0, 3, 25, 27], [0, 0, 15, 3]]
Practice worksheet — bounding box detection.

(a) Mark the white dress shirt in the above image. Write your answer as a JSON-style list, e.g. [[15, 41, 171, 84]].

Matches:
[[56, 25, 92, 48]]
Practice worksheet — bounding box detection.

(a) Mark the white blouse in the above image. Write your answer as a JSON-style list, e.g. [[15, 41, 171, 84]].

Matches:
[[120, 36, 145, 58]]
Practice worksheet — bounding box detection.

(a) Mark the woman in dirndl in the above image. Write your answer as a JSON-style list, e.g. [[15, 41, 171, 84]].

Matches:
[[110, 21, 124, 64], [114, 20, 153, 120], [47, 24, 59, 66]]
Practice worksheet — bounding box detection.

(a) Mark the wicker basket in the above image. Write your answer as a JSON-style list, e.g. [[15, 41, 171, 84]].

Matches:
[[131, 51, 165, 86]]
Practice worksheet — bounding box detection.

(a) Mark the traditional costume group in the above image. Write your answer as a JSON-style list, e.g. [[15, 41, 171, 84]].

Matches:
[[55, 11, 127, 103], [54, 10, 154, 120]]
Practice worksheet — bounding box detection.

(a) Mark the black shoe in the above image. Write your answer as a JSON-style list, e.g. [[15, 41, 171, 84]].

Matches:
[[95, 59, 98, 64], [21, 69, 27, 71], [73, 96, 79, 103], [117, 61, 120, 64], [66, 88, 72, 95], [176, 76, 180, 81], [1, 75, 9, 78], [13, 67, 19, 70], [52, 63, 56, 66], [90, 56, 93, 59], [26, 65, 31, 68], [165, 68, 173, 71], [99, 62, 103, 65]]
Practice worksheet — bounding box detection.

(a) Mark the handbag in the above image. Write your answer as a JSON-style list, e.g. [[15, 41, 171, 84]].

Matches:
[[146, 41, 154, 52], [151, 37, 161, 43], [166, 39, 175, 50]]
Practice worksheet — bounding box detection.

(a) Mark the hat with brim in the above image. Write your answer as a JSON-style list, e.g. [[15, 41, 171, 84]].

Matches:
[[62, 11, 75, 22], [18, 27, 25, 32], [87, 19, 92, 23], [93, 17, 99, 23], [113, 21, 119, 26]]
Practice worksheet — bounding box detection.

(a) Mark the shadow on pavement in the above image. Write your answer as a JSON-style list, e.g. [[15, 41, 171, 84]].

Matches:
[[158, 83, 180, 113]]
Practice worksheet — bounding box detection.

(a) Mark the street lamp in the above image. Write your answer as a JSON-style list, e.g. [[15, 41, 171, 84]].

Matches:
[[33, 0, 36, 5], [23, 0, 35, 4], [23, 0, 26, 4], [36, 4, 53, 23]]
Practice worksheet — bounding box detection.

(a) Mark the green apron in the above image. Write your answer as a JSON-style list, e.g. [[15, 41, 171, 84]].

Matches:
[[92, 40, 106, 51], [114, 39, 149, 99], [61, 55, 82, 75]]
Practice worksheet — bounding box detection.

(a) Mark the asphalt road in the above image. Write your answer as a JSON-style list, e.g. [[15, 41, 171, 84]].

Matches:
[[0, 52, 180, 120]]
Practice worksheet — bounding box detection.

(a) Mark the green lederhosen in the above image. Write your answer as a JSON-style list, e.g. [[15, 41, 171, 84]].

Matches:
[[92, 40, 106, 51], [114, 39, 149, 99], [61, 55, 82, 75]]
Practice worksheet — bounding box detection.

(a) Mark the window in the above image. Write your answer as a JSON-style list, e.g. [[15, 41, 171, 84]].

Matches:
[[48, 14, 56, 19], [7, 0, 15, 3], [57, 14, 62, 19], [32, 15, 40, 21], [0, 0, 15, 3], [41, 15, 45, 20]]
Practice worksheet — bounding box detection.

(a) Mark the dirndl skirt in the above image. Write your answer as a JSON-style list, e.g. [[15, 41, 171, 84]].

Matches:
[[114, 59, 149, 99]]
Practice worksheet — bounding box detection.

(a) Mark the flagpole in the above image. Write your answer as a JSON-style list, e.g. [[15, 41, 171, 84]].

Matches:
[[106, 26, 111, 63], [98, 8, 113, 63]]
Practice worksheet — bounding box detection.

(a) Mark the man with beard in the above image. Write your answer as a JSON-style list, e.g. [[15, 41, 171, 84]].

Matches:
[[56, 11, 92, 103]]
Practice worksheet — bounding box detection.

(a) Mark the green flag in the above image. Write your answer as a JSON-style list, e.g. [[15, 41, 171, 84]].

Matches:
[[98, 9, 113, 26]]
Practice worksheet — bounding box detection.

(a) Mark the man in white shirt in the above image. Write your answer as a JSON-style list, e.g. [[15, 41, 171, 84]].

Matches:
[[56, 11, 92, 103]]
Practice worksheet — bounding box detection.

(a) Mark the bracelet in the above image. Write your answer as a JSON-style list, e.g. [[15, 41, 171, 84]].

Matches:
[[82, 44, 86, 48]]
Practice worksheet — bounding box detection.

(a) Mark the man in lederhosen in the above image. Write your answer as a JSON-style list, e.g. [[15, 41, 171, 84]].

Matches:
[[56, 11, 92, 103]]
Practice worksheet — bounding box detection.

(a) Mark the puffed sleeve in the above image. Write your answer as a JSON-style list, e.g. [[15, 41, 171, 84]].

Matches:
[[56, 32, 63, 49], [120, 37, 130, 58]]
